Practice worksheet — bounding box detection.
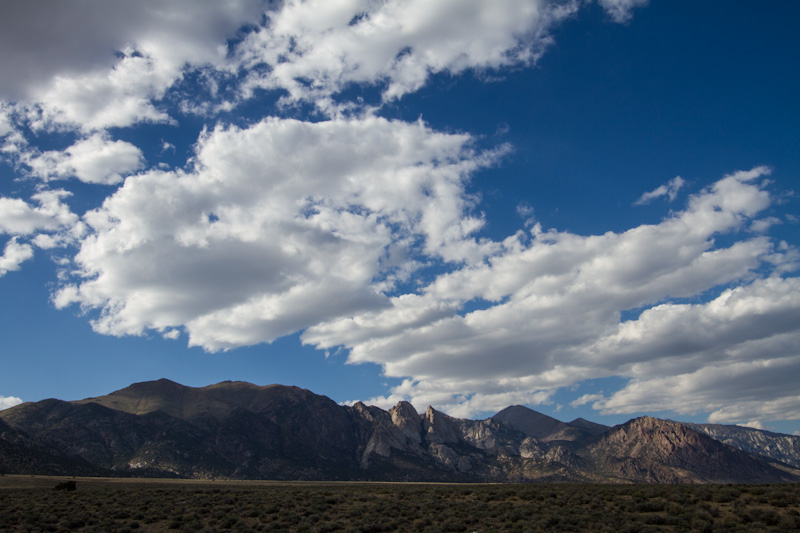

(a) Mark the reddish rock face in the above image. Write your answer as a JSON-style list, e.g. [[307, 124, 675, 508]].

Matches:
[[586, 416, 798, 483]]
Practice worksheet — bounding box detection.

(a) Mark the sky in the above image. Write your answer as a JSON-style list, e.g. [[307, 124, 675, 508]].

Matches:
[[0, 0, 798, 435]]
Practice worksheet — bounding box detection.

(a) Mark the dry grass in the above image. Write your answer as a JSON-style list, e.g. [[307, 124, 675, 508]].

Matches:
[[0, 475, 798, 532]]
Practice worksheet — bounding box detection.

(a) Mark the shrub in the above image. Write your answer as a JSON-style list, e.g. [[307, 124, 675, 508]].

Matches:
[[53, 480, 77, 491]]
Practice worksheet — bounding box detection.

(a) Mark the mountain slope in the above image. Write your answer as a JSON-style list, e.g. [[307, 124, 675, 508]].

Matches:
[[1, 398, 223, 477], [569, 417, 610, 436], [2, 380, 798, 483], [0, 417, 109, 476], [78, 379, 318, 422], [583, 417, 799, 483], [683, 422, 800, 468], [492, 405, 586, 442]]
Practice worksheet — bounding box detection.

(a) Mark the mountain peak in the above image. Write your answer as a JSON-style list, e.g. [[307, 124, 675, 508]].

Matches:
[[492, 405, 581, 442], [587, 416, 799, 483], [76, 378, 191, 418], [389, 401, 422, 444], [568, 417, 610, 436], [119, 378, 185, 392], [423, 406, 460, 444], [77, 379, 314, 421]]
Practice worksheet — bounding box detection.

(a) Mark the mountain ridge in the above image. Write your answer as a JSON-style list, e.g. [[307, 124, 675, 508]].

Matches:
[[77, 379, 315, 422], [681, 421, 800, 469], [2, 379, 798, 483]]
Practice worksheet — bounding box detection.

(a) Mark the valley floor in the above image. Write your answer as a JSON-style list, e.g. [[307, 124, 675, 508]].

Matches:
[[0, 475, 798, 531]]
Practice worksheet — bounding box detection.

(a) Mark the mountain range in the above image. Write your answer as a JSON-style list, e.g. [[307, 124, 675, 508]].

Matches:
[[1, 379, 798, 483]]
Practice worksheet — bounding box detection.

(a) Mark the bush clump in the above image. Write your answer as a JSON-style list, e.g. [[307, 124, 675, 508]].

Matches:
[[52, 480, 77, 491]]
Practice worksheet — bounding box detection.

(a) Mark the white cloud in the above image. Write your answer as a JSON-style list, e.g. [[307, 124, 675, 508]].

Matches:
[[162, 329, 181, 341], [0, 0, 266, 100], [28, 52, 177, 131], [600, 361, 800, 425], [304, 167, 799, 418], [634, 176, 686, 205], [0, 0, 267, 129], [0, 189, 78, 236], [234, 0, 580, 110], [0, 0, 645, 131], [570, 393, 605, 408], [25, 134, 144, 185], [594, 276, 800, 364], [0, 395, 23, 410], [737, 420, 765, 430], [0, 189, 81, 275], [54, 116, 503, 351], [598, 0, 649, 24], [516, 202, 536, 227], [594, 276, 800, 421], [750, 216, 781, 234], [0, 238, 34, 277], [0, 105, 12, 137]]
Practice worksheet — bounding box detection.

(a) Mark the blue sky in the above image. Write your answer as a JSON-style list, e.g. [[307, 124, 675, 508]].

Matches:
[[1, 0, 798, 434]]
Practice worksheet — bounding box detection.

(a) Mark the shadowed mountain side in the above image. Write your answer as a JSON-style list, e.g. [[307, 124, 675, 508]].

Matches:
[[0, 437, 110, 477], [1, 399, 225, 478], [569, 417, 611, 436], [492, 405, 587, 442], [1, 380, 798, 483], [0, 417, 109, 477]]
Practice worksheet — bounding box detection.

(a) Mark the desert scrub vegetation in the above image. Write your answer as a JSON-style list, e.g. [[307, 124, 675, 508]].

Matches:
[[0, 477, 798, 532]]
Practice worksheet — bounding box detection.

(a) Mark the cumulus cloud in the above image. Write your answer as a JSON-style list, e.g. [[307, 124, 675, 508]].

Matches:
[[0, 190, 81, 273], [24, 134, 144, 185], [570, 393, 605, 408], [0, 0, 266, 129], [0, 395, 23, 410], [600, 355, 800, 424], [23, 134, 144, 185], [0, 238, 34, 277], [595, 276, 800, 419], [0, 0, 583, 129], [234, 0, 580, 110], [0, 0, 266, 100], [0, 189, 78, 236], [304, 167, 799, 418], [54, 116, 504, 350], [0, 0, 646, 130], [28, 52, 177, 131], [634, 176, 686, 205]]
